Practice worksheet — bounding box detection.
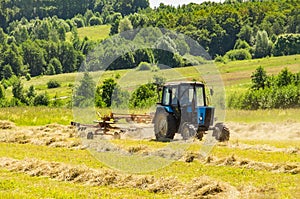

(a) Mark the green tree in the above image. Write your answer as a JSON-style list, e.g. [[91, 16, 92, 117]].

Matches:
[[251, 66, 268, 90], [118, 17, 133, 33], [100, 78, 117, 107], [26, 85, 36, 99], [49, 58, 63, 74], [89, 17, 103, 26], [57, 26, 66, 41], [276, 68, 294, 87], [111, 86, 130, 109], [129, 83, 158, 108], [58, 42, 77, 73], [34, 93, 50, 106], [12, 79, 25, 103], [272, 34, 300, 56], [3, 48, 23, 76], [0, 27, 7, 44], [2, 64, 14, 79], [254, 30, 273, 58], [22, 41, 46, 76], [237, 25, 254, 45], [47, 80, 61, 88], [46, 64, 56, 75], [0, 84, 5, 100], [73, 72, 96, 107]]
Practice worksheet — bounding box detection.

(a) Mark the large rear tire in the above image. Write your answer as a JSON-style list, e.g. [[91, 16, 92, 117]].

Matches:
[[212, 123, 230, 142], [154, 111, 177, 141]]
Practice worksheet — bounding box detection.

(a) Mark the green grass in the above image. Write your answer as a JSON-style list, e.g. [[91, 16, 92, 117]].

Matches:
[[218, 54, 300, 95], [0, 143, 104, 169], [226, 108, 300, 123], [0, 142, 299, 198], [10, 54, 298, 108], [66, 25, 111, 41], [236, 140, 300, 148], [0, 107, 73, 126], [1, 106, 300, 126]]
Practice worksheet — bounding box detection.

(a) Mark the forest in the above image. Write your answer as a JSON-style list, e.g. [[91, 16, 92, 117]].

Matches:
[[0, 0, 299, 108]]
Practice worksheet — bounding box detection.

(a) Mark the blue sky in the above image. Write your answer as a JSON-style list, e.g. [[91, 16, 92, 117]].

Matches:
[[149, 0, 222, 8]]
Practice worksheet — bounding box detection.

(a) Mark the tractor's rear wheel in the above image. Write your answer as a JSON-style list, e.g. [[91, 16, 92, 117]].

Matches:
[[154, 111, 177, 141], [212, 123, 230, 142]]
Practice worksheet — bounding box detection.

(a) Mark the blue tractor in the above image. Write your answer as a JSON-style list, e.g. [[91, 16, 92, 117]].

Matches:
[[153, 81, 229, 141]]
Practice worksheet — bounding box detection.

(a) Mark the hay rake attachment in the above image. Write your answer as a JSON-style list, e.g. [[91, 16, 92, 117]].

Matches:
[[71, 112, 153, 139]]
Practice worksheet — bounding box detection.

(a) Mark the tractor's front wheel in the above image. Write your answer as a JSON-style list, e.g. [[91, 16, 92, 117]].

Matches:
[[181, 123, 196, 140], [154, 111, 177, 141]]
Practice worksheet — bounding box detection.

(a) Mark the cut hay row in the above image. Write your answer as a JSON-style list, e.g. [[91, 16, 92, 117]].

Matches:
[[0, 120, 16, 130], [199, 155, 300, 175], [0, 157, 241, 199], [0, 123, 83, 149], [226, 142, 299, 154]]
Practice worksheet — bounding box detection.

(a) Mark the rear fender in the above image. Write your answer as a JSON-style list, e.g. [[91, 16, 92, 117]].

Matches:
[[152, 106, 174, 123]]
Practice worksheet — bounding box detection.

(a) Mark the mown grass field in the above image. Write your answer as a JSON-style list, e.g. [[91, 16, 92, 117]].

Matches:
[[1, 106, 300, 126], [1, 54, 300, 198], [0, 139, 299, 198], [7, 54, 298, 106]]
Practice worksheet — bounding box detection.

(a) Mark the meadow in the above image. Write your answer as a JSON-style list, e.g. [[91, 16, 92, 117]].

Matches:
[[1, 54, 300, 198]]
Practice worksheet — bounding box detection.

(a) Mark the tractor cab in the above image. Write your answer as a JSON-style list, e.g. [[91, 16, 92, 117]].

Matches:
[[154, 81, 229, 141]]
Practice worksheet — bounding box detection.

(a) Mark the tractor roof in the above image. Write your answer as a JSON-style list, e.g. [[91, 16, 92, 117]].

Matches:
[[164, 81, 205, 86]]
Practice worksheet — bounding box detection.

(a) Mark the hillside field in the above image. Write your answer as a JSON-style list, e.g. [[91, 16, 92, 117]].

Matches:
[[66, 25, 111, 42], [0, 55, 300, 198], [8, 54, 300, 105]]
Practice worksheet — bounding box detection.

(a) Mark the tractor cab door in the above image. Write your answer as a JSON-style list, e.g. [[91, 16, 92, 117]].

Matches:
[[179, 84, 206, 124], [161, 86, 180, 118]]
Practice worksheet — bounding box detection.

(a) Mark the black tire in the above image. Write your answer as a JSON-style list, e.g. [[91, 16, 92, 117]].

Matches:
[[196, 130, 204, 141], [212, 123, 230, 142], [87, 132, 94, 139], [154, 111, 177, 141]]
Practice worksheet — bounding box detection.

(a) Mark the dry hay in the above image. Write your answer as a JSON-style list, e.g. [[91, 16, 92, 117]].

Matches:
[[0, 157, 241, 198], [202, 155, 300, 175], [227, 122, 300, 140], [0, 120, 16, 129], [0, 123, 83, 149], [228, 142, 299, 154]]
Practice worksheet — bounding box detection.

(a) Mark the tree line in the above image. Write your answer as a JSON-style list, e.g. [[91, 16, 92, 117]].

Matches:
[[0, 0, 299, 108], [73, 72, 163, 109], [228, 67, 300, 110], [0, 0, 149, 29]]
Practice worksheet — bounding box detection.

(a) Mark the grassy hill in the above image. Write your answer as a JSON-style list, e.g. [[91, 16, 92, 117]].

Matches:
[[66, 25, 111, 41], [15, 54, 300, 102]]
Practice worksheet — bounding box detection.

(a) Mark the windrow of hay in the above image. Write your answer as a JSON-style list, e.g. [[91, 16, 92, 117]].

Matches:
[[202, 155, 300, 175], [0, 157, 241, 198], [0, 123, 83, 149], [227, 142, 299, 154], [0, 120, 16, 129]]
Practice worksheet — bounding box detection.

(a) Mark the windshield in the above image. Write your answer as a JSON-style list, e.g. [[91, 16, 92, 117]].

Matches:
[[179, 84, 205, 107]]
